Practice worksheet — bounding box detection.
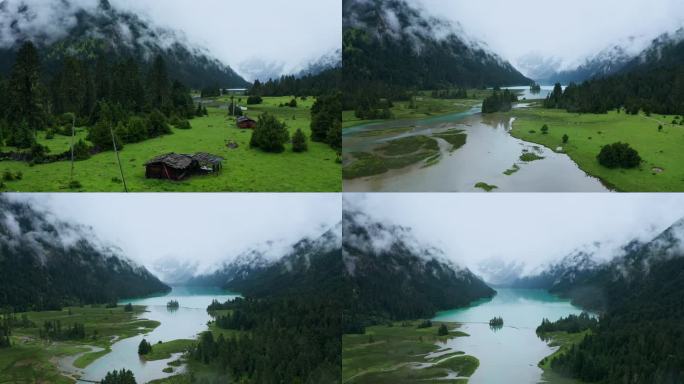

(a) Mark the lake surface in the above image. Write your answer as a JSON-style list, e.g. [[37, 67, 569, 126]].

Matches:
[[71, 286, 238, 383], [433, 288, 585, 384], [344, 105, 608, 192]]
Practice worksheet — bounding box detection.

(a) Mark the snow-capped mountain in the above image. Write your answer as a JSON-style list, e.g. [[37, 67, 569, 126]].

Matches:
[[343, 209, 495, 320], [0, 195, 169, 311], [343, 0, 531, 88], [0, 0, 248, 88], [186, 222, 343, 293]]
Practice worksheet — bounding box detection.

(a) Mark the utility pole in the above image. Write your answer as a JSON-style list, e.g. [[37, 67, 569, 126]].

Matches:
[[69, 113, 75, 182], [110, 123, 128, 192]]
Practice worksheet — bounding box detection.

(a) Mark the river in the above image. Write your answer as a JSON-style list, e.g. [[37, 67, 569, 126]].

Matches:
[[432, 288, 586, 384], [62, 286, 238, 383], [343, 86, 606, 192]]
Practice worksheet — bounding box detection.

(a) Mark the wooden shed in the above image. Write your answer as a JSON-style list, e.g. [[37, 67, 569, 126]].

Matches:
[[144, 153, 196, 180], [236, 116, 257, 129], [144, 152, 225, 180]]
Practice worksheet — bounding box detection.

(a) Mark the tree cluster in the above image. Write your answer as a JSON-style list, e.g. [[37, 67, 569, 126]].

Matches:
[[536, 312, 597, 334], [311, 92, 342, 150], [248, 67, 340, 98], [489, 316, 504, 327], [39, 320, 86, 340], [249, 113, 290, 153], [481, 89, 516, 114], [101, 369, 137, 384], [430, 88, 468, 99], [166, 300, 179, 309], [597, 142, 642, 169], [137, 338, 153, 355], [192, 297, 341, 384], [0, 41, 198, 157]]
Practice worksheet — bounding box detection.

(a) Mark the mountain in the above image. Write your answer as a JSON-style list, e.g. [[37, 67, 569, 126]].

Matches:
[[534, 218, 684, 383], [225, 222, 344, 298], [343, 0, 531, 93], [187, 223, 344, 298], [150, 256, 198, 286], [0, 0, 248, 88], [543, 45, 634, 84], [343, 210, 495, 321], [296, 49, 342, 77], [0, 196, 169, 311]]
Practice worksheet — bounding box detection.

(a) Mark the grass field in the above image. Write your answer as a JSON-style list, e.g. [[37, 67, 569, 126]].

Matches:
[[509, 107, 684, 191], [0, 305, 158, 383], [537, 331, 589, 384], [0, 96, 340, 192], [342, 90, 488, 129], [342, 321, 477, 383], [144, 339, 195, 361]]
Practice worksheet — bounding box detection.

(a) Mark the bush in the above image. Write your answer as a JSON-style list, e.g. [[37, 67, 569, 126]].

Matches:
[[68, 180, 82, 189], [541, 124, 549, 134], [562, 134, 569, 144], [326, 120, 342, 150], [597, 142, 641, 169], [147, 109, 171, 138], [247, 95, 263, 105], [437, 324, 449, 336], [250, 113, 290, 153], [292, 128, 308, 152], [288, 98, 298, 108], [2, 171, 14, 181], [30, 143, 50, 162], [125, 117, 148, 143], [71, 139, 92, 160], [174, 119, 191, 130]]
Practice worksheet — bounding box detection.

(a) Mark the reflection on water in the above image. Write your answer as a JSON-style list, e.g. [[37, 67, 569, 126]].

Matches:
[[73, 287, 239, 383], [433, 288, 585, 384]]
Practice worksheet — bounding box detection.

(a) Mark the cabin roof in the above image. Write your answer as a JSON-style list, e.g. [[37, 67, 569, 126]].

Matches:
[[144, 153, 194, 169], [237, 116, 256, 123], [193, 152, 224, 165]]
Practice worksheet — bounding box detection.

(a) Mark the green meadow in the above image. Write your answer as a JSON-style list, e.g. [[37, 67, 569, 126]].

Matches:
[[342, 321, 477, 384], [508, 106, 684, 191], [0, 305, 157, 383], [342, 90, 487, 129], [0, 96, 341, 192]]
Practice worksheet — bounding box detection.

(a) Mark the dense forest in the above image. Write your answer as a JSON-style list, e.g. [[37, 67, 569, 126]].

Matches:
[[190, 225, 343, 383], [536, 312, 597, 334], [342, 0, 530, 114], [0, 40, 198, 159], [249, 67, 340, 98], [481, 89, 517, 113], [342, 210, 495, 331], [542, 35, 684, 115], [0, 196, 169, 311], [536, 219, 684, 383]]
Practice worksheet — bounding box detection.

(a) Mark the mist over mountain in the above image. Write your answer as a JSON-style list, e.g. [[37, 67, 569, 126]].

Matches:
[[185, 222, 343, 295], [0, 195, 169, 311], [343, 0, 531, 91], [0, 0, 248, 88], [343, 209, 495, 321]]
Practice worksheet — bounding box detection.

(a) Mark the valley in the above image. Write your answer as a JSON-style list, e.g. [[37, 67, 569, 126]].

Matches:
[[0, 95, 341, 192]]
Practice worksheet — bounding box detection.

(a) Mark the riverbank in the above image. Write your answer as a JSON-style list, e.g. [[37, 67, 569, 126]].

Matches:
[[342, 90, 489, 129], [342, 321, 478, 383], [0, 96, 341, 192], [537, 331, 590, 384], [508, 106, 684, 191], [0, 305, 158, 383]]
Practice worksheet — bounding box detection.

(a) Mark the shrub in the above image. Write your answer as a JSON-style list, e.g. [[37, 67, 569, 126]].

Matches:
[[71, 139, 92, 160], [147, 109, 171, 138], [541, 124, 549, 134], [125, 117, 148, 143], [250, 113, 290, 153], [246, 95, 263, 105], [437, 324, 449, 336], [597, 142, 641, 169], [174, 120, 192, 130], [30, 143, 50, 162], [288, 98, 298, 108], [68, 180, 82, 189], [292, 128, 308, 152], [562, 134, 569, 144], [2, 171, 14, 181]]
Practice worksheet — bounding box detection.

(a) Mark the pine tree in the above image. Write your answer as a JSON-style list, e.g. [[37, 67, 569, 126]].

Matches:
[[292, 128, 308, 152], [326, 119, 341, 150], [95, 56, 111, 101], [147, 55, 171, 114], [6, 41, 44, 148], [250, 113, 290, 153]]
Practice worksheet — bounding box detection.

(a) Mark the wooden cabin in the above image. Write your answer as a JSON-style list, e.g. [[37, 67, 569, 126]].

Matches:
[[236, 116, 257, 129], [144, 152, 224, 180]]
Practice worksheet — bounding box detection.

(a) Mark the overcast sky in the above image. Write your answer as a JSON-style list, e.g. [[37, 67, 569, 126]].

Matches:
[[415, 0, 684, 72], [112, 0, 341, 80], [12, 193, 340, 273], [346, 193, 684, 275]]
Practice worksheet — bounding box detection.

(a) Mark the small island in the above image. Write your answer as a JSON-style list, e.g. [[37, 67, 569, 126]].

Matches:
[[489, 316, 504, 328], [166, 300, 179, 309]]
